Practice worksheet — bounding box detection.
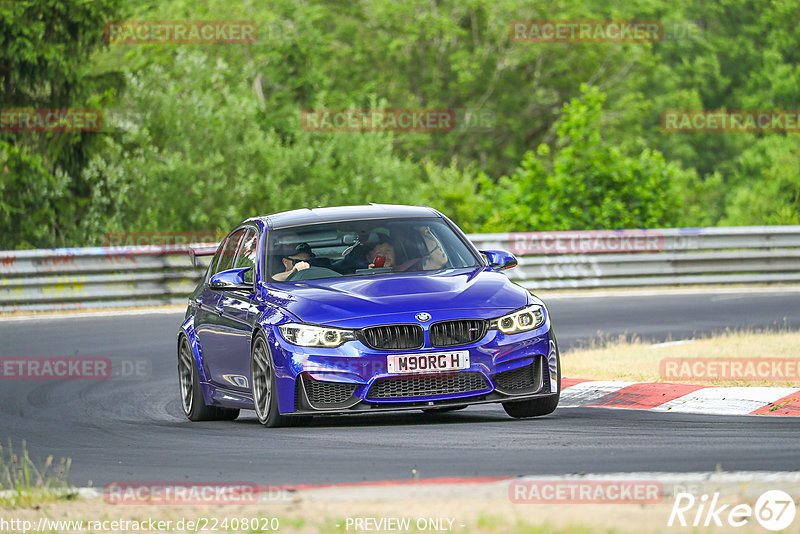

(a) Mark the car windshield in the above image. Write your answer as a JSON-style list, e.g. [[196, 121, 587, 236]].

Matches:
[[267, 217, 480, 282]]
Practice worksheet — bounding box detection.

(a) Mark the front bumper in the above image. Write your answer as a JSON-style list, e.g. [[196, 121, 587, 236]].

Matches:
[[270, 321, 559, 415]]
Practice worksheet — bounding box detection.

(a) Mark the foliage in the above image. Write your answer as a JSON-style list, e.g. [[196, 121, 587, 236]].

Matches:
[[0, 440, 73, 508], [80, 53, 424, 240], [0, 0, 124, 248], [0, 141, 65, 249], [722, 135, 800, 225], [2, 0, 800, 249], [479, 86, 689, 231]]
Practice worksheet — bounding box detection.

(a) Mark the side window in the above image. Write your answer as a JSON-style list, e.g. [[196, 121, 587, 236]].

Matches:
[[214, 229, 247, 275], [234, 229, 259, 283], [204, 244, 224, 283]]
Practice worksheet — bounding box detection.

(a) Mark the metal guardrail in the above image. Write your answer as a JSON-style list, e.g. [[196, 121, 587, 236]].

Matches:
[[475, 226, 800, 290], [0, 245, 207, 313], [1, 226, 799, 312]]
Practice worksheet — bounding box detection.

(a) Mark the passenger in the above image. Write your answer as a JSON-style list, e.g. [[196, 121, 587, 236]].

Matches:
[[366, 226, 447, 271], [415, 225, 448, 269], [272, 243, 314, 281], [366, 235, 396, 269]]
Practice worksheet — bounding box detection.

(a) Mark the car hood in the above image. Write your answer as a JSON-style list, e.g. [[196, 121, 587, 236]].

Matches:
[[264, 268, 528, 326]]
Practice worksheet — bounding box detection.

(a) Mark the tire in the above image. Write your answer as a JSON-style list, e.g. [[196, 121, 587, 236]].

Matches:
[[250, 333, 309, 428], [178, 336, 240, 422], [502, 333, 561, 419]]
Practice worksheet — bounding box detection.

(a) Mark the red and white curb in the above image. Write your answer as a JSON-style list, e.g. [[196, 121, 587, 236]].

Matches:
[[561, 378, 800, 416]]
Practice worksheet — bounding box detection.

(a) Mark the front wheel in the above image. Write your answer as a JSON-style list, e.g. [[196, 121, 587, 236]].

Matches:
[[251, 334, 309, 427], [503, 334, 561, 419], [502, 394, 559, 418]]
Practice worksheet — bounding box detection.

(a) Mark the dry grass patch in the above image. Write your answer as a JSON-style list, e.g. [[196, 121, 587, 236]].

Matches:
[[563, 329, 800, 386], [0, 441, 75, 508]]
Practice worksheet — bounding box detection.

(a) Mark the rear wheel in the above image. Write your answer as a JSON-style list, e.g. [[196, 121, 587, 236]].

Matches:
[[178, 337, 240, 421], [251, 334, 310, 427], [502, 334, 561, 419]]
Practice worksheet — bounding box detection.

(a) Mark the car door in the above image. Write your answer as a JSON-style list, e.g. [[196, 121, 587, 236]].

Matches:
[[194, 228, 247, 388], [203, 227, 259, 391]]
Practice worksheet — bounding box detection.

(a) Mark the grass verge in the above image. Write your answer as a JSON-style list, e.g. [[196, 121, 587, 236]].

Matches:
[[0, 490, 782, 534], [563, 328, 800, 386], [0, 440, 76, 508]]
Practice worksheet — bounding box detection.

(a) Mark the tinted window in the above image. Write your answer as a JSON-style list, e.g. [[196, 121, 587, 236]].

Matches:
[[234, 229, 259, 282], [214, 229, 247, 275], [204, 244, 224, 283], [267, 217, 480, 282]]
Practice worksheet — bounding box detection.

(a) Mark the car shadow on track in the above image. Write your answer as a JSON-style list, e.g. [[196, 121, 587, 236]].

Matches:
[[230, 407, 555, 428]]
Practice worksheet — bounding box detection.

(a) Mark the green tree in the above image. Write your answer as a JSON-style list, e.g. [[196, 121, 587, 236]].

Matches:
[[721, 135, 800, 225], [0, 141, 67, 249], [6, 0, 800, 249], [481, 85, 689, 231], [81, 52, 425, 237], [0, 0, 124, 248]]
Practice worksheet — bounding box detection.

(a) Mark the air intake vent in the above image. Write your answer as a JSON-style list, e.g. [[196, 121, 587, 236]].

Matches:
[[361, 324, 424, 350], [492, 359, 542, 394], [430, 319, 487, 347], [366, 372, 488, 399], [302, 376, 357, 409]]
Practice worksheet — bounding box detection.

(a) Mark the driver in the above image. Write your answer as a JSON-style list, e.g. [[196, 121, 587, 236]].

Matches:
[[272, 243, 314, 281]]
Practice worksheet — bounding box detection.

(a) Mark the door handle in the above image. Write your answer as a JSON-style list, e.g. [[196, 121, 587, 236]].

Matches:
[[193, 296, 203, 306], [214, 304, 224, 316]]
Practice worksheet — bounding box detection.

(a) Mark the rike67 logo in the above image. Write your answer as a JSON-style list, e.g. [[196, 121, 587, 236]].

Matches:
[[669, 490, 796, 531]]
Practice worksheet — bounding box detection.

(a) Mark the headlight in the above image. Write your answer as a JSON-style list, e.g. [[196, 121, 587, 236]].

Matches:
[[489, 305, 545, 334], [278, 323, 357, 347]]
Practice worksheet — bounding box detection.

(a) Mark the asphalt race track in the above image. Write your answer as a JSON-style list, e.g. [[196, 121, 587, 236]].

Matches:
[[1, 289, 799, 487]]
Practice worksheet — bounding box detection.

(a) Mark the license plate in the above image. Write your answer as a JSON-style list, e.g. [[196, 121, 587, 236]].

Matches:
[[386, 351, 470, 374]]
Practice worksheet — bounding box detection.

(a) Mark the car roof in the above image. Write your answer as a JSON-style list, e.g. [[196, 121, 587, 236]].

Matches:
[[246, 204, 441, 230]]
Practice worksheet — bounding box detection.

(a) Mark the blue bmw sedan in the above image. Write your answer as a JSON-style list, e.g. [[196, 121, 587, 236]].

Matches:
[[178, 204, 560, 427]]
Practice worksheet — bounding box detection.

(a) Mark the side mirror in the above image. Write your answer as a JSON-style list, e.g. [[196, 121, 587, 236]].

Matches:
[[480, 250, 518, 271], [209, 267, 253, 291]]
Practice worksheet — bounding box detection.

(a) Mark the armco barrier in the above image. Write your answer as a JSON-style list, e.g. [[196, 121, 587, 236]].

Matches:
[[477, 226, 800, 289], [1, 226, 799, 312], [0, 245, 209, 313]]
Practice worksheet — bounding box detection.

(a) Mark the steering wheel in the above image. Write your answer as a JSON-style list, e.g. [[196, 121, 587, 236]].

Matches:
[[286, 266, 343, 282]]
